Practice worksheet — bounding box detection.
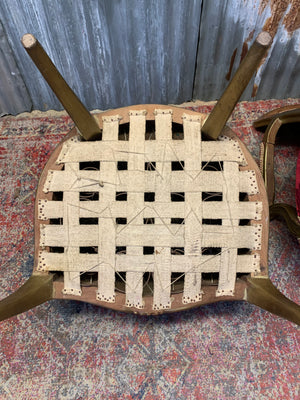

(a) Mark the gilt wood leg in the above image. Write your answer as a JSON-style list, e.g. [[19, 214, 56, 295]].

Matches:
[[0, 274, 54, 322], [246, 277, 300, 326]]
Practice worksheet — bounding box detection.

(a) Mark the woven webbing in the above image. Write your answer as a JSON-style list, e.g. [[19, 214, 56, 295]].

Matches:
[[38, 109, 262, 310]]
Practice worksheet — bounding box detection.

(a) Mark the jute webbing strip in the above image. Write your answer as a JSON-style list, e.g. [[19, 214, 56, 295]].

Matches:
[[38, 251, 260, 274], [39, 199, 262, 222], [43, 169, 258, 195]]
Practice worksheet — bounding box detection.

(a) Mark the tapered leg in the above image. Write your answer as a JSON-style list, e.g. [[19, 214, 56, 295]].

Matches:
[[0, 274, 54, 322], [22, 34, 101, 141], [246, 277, 300, 326], [202, 32, 272, 140]]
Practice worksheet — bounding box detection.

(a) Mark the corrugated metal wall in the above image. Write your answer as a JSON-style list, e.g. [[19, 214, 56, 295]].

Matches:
[[0, 0, 299, 116], [194, 0, 300, 101]]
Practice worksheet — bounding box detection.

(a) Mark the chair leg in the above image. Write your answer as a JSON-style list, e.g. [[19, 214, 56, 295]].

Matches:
[[246, 277, 300, 326], [201, 31, 271, 140], [21, 34, 101, 141], [0, 274, 54, 322]]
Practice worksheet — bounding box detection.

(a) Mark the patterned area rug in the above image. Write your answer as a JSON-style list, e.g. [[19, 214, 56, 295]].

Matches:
[[0, 100, 299, 400]]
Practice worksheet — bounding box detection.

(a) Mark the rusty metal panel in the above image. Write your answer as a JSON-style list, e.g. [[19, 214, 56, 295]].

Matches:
[[193, 0, 300, 101], [0, 0, 202, 114], [0, 0, 299, 116]]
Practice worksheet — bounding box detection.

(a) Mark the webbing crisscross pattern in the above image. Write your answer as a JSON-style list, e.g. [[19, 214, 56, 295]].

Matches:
[[38, 109, 262, 310]]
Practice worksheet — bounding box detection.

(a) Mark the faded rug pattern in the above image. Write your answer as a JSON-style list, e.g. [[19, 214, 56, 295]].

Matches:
[[0, 100, 299, 400]]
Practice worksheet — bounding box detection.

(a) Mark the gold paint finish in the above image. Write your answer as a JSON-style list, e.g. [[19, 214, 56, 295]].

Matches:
[[21, 34, 101, 141], [202, 32, 272, 140], [246, 277, 300, 326], [0, 274, 54, 322]]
